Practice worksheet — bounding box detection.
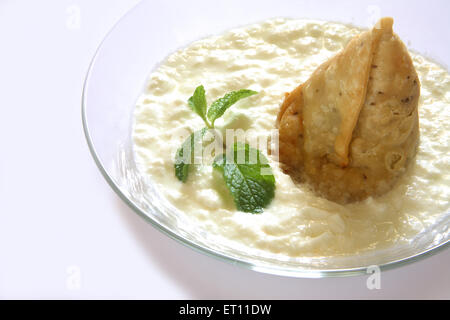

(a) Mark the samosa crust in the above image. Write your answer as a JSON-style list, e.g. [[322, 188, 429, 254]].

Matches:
[[277, 18, 420, 203]]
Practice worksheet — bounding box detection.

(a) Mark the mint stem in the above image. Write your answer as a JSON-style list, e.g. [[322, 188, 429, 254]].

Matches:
[[204, 118, 214, 129]]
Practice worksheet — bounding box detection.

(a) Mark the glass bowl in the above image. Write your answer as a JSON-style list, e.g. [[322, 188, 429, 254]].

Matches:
[[82, 0, 450, 277]]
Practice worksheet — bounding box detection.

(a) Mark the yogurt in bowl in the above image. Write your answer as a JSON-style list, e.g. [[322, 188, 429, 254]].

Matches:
[[132, 19, 450, 259]]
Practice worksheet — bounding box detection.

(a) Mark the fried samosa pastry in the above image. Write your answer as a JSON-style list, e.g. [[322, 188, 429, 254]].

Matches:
[[277, 18, 420, 203]]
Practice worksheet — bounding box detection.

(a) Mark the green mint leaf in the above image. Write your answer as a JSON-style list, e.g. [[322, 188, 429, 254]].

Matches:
[[207, 90, 258, 126], [213, 143, 275, 214], [188, 85, 208, 124], [174, 128, 208, 183]]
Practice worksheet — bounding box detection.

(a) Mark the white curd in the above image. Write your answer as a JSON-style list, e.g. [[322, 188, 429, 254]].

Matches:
[[132, 19, 450, 257]]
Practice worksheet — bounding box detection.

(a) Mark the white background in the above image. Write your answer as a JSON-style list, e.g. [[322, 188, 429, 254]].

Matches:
[[0, 0, 448, 299]]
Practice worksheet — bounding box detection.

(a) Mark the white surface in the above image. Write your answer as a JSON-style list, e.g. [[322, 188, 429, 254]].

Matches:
[[0, 0, 448, 299]]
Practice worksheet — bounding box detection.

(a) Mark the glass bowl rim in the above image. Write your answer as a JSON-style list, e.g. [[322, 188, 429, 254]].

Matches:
[[81, 3, 450, 278]]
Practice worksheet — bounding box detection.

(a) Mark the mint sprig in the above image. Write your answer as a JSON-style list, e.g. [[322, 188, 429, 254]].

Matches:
[[173, 85, 275, 214], [213, 143, 275, 214]]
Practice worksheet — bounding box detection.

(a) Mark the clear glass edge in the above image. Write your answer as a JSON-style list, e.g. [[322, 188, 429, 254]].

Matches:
[[80, 2, 450, 279]]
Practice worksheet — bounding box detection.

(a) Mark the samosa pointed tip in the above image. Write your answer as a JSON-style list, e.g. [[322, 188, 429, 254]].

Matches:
[[374, 17, 394, 33]]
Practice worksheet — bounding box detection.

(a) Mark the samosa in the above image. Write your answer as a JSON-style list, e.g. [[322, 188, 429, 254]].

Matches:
[[277, 18, 420, 203]]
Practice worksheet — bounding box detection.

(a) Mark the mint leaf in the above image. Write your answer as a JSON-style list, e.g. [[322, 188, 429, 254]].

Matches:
[[207, 90, 258, 126], [174, 128, 207, 183], [213, 143, 275, 214], [188, 85, 208, 124]]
